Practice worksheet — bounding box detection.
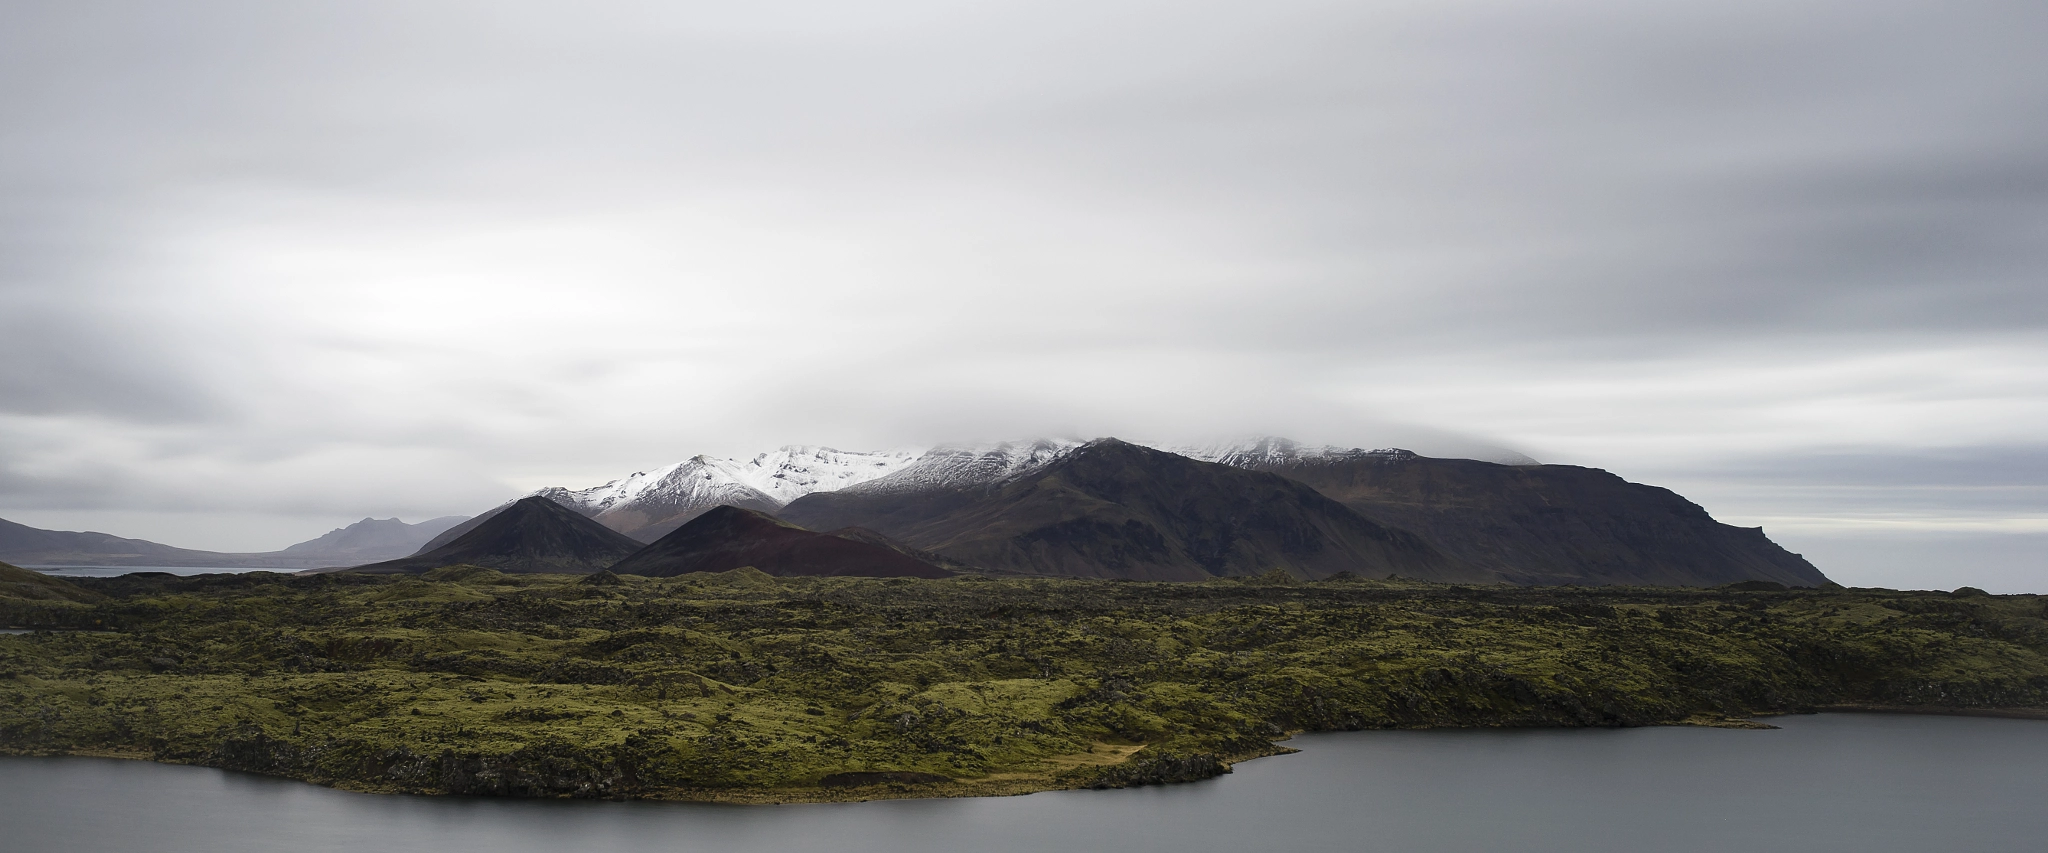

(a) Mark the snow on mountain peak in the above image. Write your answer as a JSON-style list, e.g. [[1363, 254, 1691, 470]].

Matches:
[[731, 445, 924, 503], [844, 438, 1083, 494], [1170, 436, 1406, 468], [533, 445, 923, 526]]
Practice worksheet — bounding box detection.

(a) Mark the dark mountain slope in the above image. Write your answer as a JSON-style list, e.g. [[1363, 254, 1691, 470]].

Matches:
[[413, 505, 513, 554], [346, 497, 643, 575], [609, 506, 952, 579], [412, 489, 647, 555], [592, 487, 782, 544], [0, 517, 226, 567], [821, 526, 984, 574], [1229, 449, 1828, 587], [781, 439, 1481, 582]]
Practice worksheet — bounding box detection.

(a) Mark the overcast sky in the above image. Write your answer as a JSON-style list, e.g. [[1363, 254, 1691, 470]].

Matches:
[[3, 0, 2044, 590]]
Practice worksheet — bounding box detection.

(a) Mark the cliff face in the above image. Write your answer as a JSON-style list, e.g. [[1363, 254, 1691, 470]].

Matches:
[[1231, 450, 1829, 587]]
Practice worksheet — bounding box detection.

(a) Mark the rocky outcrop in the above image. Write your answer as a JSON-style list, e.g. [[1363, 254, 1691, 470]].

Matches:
[[1079, 753, 1232, 788]]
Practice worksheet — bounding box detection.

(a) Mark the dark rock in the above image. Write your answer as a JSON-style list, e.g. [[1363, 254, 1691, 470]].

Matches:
[[1083, 753, 1230, 788]]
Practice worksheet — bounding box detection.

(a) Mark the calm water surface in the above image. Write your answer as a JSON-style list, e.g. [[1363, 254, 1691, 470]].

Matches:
[[2, 713, 2042, 853], [26, 566, 281, 578]]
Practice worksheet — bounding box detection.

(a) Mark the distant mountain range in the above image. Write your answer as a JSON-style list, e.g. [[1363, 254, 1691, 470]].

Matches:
[[0, 435, 1830, 587], [546, 446, 920, 541], [0, 515, 467, 570], [413, 446, 922, 550]]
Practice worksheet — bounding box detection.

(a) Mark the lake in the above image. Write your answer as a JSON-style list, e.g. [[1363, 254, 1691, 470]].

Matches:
[[2, 713, 2042, 853], [24, 565, 286, 578]]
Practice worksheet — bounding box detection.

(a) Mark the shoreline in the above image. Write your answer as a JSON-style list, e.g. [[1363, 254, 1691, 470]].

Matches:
[[0, 741, 1297, 805], [9, 573, 2046, 806], [20, 712, 2048, 805]]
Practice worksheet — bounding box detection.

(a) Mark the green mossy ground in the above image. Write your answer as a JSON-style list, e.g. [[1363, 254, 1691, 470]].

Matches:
[[2, 567, 2045, 801]]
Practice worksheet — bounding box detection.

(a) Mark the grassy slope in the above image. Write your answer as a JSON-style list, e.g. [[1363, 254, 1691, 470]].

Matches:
[[1, 567, 2044, 801], [0, 561, 103, 604]]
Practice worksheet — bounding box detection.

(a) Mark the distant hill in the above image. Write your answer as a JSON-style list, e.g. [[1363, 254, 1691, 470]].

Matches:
[[0, 560, 103, 604], [0, 514, 472, 570], [780, 439, 1480, 582], [1197, 439, 1829, 587], [609, 506, 953, 579], [346, 496, 643, 575], [278, 516, 469, 562], [0, 516, 225, 567]]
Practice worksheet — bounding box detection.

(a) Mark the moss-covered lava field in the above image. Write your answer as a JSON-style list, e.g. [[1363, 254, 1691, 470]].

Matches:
[[3, 567, 2045, 801]]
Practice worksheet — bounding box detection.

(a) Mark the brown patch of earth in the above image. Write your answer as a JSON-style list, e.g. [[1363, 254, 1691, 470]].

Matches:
[[1679, 714, 1778, 729]]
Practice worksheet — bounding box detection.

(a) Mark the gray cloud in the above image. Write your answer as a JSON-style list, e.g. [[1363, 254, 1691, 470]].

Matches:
[[0, 0, 2043, 586]]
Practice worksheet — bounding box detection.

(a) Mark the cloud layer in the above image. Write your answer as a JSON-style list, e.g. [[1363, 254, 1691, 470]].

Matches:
[[2, 1, 2044, 588]]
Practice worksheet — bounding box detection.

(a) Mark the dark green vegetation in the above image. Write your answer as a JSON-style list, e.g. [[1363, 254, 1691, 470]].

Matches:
[[3, 563, 2043, 802], [0, 562, 103, 606], [782, 440, 1475, 582], [1230, 446, 1829, 587]]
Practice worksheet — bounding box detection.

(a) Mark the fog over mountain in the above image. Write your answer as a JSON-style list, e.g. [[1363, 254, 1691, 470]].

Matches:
[[1, 1, 2043, 591]]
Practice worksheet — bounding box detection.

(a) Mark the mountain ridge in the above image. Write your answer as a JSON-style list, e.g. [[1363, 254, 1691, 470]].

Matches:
[[782, 438, 1485, 582], [3, 434, 1831, 588], [1210, 441, 1828, 587], [0, 515, 470, 570]]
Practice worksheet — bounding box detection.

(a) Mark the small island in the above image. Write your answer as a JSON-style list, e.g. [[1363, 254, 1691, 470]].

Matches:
[[2, 562, 2044, 802]]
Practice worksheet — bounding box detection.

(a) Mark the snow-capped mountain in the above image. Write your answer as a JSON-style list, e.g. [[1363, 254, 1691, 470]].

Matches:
[[1172, 436, 1538, 468], [732, 446, 925, 503], [1172, 436, 1407, 468], [838, 439, 1083, 495], [488, 436, 1519, 548], [539, 446, 922, 541]]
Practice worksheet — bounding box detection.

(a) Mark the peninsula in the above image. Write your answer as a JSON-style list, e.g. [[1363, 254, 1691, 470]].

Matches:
[[3, 562, 2044, 802]]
